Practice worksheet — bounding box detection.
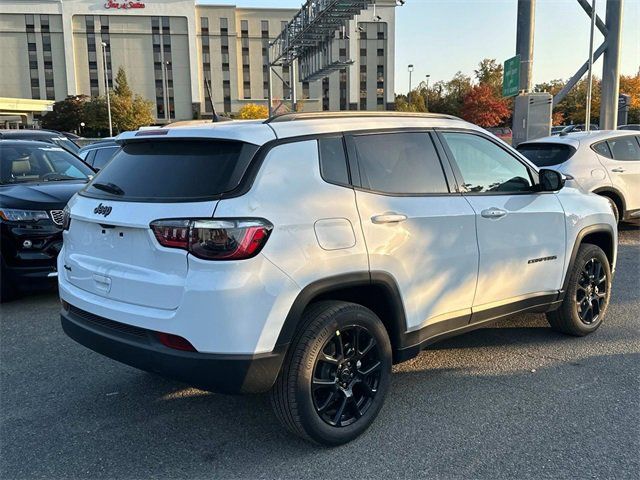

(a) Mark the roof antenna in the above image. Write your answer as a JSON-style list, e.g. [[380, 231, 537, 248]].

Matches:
[[204, 77, 222, 123]]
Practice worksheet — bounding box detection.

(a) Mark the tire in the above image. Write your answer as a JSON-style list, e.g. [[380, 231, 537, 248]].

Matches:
[[546, 243, 611, 336], [270, 301, 392, 446], [0, 260, 17, 303]]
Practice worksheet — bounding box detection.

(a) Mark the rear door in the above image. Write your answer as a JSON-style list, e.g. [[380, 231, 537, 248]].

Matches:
[[438, 130, 566, 312], [62, 139, 257, 309], [595, 135, 640, 211], [349, 131, 479, 335]]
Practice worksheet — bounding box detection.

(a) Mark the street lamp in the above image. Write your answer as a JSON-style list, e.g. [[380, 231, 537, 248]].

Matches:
[[408, 64, 414, 94], [162, 61, 172, 121], [425, 74, 431, 110], [100, 42, 112, 137]]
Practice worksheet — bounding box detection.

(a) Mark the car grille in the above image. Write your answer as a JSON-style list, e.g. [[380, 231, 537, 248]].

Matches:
[[50, 210, 64, 226], [68, 305, 149, 339]]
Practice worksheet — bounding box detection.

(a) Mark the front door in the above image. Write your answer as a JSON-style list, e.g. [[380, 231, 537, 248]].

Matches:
[[439, 131, 567, 312], [349, 131, 479, 335]]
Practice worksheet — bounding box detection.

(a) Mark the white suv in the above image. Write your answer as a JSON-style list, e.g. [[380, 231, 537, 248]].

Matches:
[[517, 130, 640, 223], [59, 113, 617, 445]]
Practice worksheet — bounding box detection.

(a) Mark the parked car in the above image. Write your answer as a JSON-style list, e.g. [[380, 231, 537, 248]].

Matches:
[[59, 112, 617, 445], [0, 140, 94, 301], [517, 130, 640, 223], [486, 126, 512, 142], [618, 124, 640, 131], [551, 126, 566, 135], [560, 124, 599, 134], [0, 129, 81, 155], [77, 140, 120, 171]]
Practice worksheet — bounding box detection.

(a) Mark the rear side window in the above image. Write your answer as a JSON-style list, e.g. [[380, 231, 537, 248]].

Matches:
[[319, 137, 349, 185], [516, 143, 576, 167], [592, 141, 612, 158], [352, 132, 449, 194], [608, 136, 640, 161], [92, 146, 119, 170], [85, 140, 257, 201]]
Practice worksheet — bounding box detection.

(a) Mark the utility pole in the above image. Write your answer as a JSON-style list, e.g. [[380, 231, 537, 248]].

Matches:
[[425, 74, 430, 110], [515, 0, 535, 93], [408, 64, 414, 93], [600, 0, 623, 129], [101, 42, 112, 137], [585, 0, 596, 131]]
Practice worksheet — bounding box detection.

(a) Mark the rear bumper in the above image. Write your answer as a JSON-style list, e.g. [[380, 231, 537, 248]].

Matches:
[[61, 304, 286, 394]]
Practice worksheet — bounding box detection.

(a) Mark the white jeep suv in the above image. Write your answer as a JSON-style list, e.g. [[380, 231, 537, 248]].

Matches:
[[59, 112, 617, 445]]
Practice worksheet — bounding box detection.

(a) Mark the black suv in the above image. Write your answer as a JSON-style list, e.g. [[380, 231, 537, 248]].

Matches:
[[0, 129, 81, 155], [0, 140, 94, 300]]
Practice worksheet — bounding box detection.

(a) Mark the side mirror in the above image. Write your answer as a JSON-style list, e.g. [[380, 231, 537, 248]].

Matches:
[[538, 169, 566, 192]]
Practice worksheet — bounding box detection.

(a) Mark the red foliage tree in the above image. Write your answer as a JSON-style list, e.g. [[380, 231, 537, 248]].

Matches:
[[460, 84, 511, 127]]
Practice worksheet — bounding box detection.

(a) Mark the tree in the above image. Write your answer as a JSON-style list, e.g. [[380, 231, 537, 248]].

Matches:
[[460, 84, 511, 127], [474, 58, 503, 93], [109, 67, 155, 132], [620, 73, 640, 123], [41, 95, 90, 132], [238, 103, 269, 119]]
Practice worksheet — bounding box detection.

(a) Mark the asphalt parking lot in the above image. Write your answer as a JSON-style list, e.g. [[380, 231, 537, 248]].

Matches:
[[1, 225, 638, 480]]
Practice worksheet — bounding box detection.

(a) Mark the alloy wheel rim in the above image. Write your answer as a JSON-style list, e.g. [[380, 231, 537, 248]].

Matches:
[[311, 325, 382, 427], [576, 257, 607, 325]]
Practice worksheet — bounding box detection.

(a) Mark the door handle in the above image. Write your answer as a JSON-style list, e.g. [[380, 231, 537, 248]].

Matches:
[[371, 213, 408, 224], [481, 208, 508, 219], [611, 167, 626, 173]]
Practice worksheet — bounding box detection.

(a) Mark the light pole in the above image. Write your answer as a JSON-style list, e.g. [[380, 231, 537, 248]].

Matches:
[[100, 42, 112, 137], [162, 61, 171, 121], [425, 74, 431, 111], [585, 0, 596, 131], [408, 64, 414, 94]]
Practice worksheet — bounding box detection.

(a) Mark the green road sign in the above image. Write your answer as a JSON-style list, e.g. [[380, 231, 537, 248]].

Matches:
[[503, 55, 521, 97]]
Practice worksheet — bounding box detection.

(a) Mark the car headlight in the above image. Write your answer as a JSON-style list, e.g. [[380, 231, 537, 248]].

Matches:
[[0, 209, 50, 222]]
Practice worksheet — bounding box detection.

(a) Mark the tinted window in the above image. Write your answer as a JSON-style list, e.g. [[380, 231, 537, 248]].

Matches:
[[0, 143, 92, 185], [92, 146, 119, 170], [516, 143, 575, 167], [353, 132, 448, 194], [442, 132, 533, 193], [608, 136, 640, 161], [592, 141, 612, 158], [85, 140, 257, 200], [319, 137, 349, 185]]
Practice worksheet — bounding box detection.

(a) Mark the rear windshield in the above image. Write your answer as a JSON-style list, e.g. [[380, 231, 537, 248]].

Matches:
[[516, 143, 575, 167], [84, 140, 258, 201]]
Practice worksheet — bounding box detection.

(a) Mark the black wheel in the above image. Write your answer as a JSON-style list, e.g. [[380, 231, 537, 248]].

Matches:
[[270, 301, 392, 446], [547, 243, 611, 336]]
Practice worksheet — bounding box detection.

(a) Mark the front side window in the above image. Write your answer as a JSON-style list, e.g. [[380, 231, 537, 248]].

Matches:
[[442, 132, 533, 193], [608, 135, 640, 161], [352, 132, 449, 194]]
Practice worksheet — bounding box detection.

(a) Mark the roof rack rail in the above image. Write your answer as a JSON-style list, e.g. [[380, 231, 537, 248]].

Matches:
[[264, 111, 460, 124]]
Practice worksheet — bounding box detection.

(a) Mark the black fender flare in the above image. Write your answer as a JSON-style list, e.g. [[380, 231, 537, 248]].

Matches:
[[274, 271, 408, 351], [561, 223, 616, 295], [592, 187, 627, 216]]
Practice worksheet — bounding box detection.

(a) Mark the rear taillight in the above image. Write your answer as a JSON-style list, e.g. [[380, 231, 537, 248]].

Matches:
[[150, 218, 273, 261]]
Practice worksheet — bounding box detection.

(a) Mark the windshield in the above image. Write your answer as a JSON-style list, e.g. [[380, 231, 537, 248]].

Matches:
[[516, 143, 576, 167], [0, 143, 93, 185], [84, 140, 258, 201]]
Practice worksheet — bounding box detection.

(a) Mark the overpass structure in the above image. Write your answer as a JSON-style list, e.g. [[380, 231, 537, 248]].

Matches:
[[267, 0, 377, 114]]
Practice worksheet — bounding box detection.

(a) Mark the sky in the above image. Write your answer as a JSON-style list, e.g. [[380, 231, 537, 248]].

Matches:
[[201, 0, 640, 94]]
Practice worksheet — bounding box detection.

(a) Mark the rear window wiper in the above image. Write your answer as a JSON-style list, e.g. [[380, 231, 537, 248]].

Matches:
[[92, 182, 125, 196]]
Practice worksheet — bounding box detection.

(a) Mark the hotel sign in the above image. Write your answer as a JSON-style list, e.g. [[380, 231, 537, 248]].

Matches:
[[104, 1, 146, 9]]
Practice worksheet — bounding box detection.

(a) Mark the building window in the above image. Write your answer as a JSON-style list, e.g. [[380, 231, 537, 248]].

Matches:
[[322, 77, 330, 111], [26, 16, 39, 98], [201, 17, 212, 113], [220, 18, 231, 112], [152, 17, 174, 119]]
